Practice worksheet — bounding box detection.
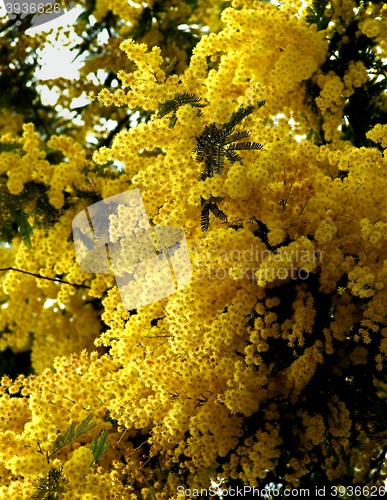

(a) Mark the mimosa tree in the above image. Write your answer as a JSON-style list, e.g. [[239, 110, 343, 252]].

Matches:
[[0, 0, 387, 498]]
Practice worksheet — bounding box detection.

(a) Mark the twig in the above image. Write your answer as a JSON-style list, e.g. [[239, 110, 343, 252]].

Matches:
[[0, 267, 91, 289]]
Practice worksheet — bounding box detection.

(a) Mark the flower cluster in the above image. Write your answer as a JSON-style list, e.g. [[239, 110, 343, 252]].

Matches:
[[1, 0, 387, 496]]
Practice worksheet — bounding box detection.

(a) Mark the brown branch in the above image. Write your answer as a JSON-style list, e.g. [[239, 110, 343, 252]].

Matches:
[[0, 267, 91, 289]]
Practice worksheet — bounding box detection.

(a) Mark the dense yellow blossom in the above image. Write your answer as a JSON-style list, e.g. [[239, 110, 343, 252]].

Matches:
[[1, 0, 387, 496]]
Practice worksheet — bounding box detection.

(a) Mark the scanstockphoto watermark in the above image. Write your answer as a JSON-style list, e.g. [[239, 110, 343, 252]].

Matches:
[[196, 263, 312, 282], [177, 485, 280, 497], [192, 246, 323, 283], [177, 485, 310, 497], [177, 485, 351, 497]]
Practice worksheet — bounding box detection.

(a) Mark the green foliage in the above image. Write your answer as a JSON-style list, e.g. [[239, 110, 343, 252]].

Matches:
[[305, 0, 330, 31], [302, 1, 387, 148], [0, 137, 63, 249], [90, 429, 110, 466], [200, 195, 227, 232], [72, 8, 118, 63], [0, 142, 23, 153], [0, 219, 13, 246], [193, 101, 265, 231], [193, 101, 265, 181], [164, 56, 178, 83], [228, 222, 244, 230], [0, 195, 33, 250], [10, 201, 34, 250], [49, 413, 96, 459], [79, 159, 121, 178], [0, 181, 60, 249], [223, 101, 264, 131], [156, 92, 207, 128], [32, 466, 69, 500], [4, 0, 387, 493]]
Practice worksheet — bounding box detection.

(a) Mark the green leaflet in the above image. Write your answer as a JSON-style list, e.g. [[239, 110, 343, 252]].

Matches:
[[193, 101, 265, 181], [90, 429, 110, 466], [49, 413, 97, 459], [0, 141, 58, 156], [164, 56, 178, 82], [11, 202, 33, 250], [0, 142, 23, 153], [222, 102, 256, 131], [0, 137, 61, 249], [32, 467, 69, 500], [156, 92, 207, 128], [305, 0, 330, 30], [0, 218, 13, 246], [0, 180, 61, 250], [200, 196, 227, 232], [0, 199, 34, 250], [155, 96, 265, 231], [32, 416, 110, 498], [200, 203, 211, 232]]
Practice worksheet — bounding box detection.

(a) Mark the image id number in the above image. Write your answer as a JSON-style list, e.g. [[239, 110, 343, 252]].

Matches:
[[5, 2, 62, 14], [332, 485, 386, 496]]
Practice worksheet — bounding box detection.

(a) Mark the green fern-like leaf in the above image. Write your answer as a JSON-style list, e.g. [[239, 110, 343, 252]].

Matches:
[[194, 100, 266, 180], [305, 0, 330, 30], [223, 100, 265, 133], [157, 99, 177, 119], [0, 142, 23, 153], [42, 146, 58, 156], [0, 218, 13, 245], [209, 196, 225, 204], [11, 203, 33, 250], [165, 57, 178, 79], [229, 222, 244, 230], [156, 92, 207, 128], [49, 413, 96, 458], [74, 412, 96, 436], [90, 429, 110, 466], [223, 148, 242, 164], [223, 104, 255, 131], [213, 145, 225, 175], [220, 130, 250, 145], [201, 205, 211, 232], [51, 421, 77, 455], [200, 196, 227, 232], [226, 141, 264, 151], [32, 466, 69, 500], [168, 115, 178, 129], [0, 142, 58, 158], [199, 165, 213, 181], [193, 124, 216, 159], [209, 203, 227, 221], [174, 92, 205, 108]]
